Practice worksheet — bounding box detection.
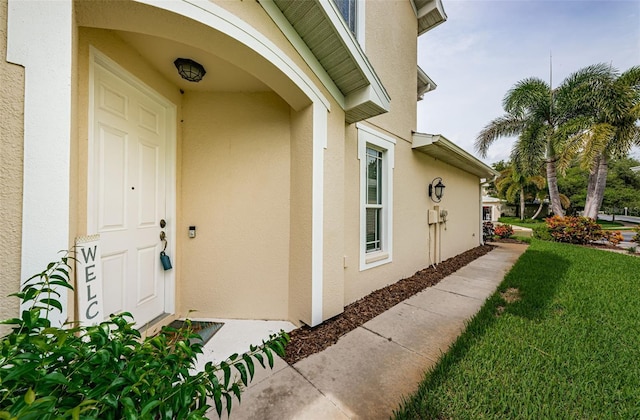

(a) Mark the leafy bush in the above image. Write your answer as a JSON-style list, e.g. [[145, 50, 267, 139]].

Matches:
[[603, 230, 624, 246], [545, 215, 604, 245], [633, 226, 640, 244], [482, 222, 495, 242], [0, 254, 289, 419], [494, 224, 514, 239], [532, 224, 552, 241]]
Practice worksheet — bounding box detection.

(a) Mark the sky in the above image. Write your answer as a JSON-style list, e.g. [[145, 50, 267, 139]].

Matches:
[[416, 0, 640, 166]]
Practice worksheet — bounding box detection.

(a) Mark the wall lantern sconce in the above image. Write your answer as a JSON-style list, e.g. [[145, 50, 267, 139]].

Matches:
[[429, 177, 446, 202], [174, 58, 206, 83]]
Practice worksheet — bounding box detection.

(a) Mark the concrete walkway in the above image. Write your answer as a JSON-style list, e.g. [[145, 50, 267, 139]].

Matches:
[[210, 243, 527, 420]]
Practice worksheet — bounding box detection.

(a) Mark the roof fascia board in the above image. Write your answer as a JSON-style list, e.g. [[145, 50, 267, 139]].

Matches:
[[417, 65, 437, 100], [261, 0, 390, 120], [412, 132, 499, 178], [345, 84, 388, 113], [259, 0, 346, 109]]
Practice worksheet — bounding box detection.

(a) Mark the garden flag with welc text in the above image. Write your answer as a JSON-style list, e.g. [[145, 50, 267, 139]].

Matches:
[[75, 234, 104, 325]]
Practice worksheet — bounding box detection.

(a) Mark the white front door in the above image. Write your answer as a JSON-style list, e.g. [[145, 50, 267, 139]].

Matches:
[[89, 51, 175, 327]]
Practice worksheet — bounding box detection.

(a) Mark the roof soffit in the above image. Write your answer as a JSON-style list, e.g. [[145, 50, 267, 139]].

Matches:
[[264, 0, 390, 123], [413, 0, 448, 35], [412, 132, 499, 179]]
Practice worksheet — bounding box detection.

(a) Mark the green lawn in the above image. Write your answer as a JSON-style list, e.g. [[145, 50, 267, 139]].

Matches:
[[394, 240, 640, 419], [497, 216, 545, 229]]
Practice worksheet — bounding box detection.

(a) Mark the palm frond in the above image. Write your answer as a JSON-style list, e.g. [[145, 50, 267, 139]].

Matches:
[[475, 115, 525, 157], [580, 123, 615, 170], [616, 66, 640, 91], [510, 124, 547, 175], [503, 78, 551, 119]]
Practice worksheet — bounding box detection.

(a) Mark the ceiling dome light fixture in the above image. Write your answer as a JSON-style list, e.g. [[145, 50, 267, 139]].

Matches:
[[173, 58, 206, 83]]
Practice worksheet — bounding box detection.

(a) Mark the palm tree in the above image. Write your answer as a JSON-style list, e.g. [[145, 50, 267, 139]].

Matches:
[[476, 77, 563, 216], [557, 65, 640, 219], [475, 65, 620, 218], [495, 164, 546, 220]]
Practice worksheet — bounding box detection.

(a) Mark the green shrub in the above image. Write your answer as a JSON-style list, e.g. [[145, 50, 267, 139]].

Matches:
[[633, 226, 640, 244], [532, 224, 552, 241], [0, 254, 289, 419], [546, 215, 604, 245], [603, 230, 624, 246], [482, 222, 495, 242], [494, 224, 514, 239]]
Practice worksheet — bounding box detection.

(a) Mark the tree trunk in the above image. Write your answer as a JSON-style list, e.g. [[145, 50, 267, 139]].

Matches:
[[584, 154, 608, 219], [531, 198, 545, 220], [583, 155, 600, 218], [546, 159, 564, 217], [520, 186, 525, 220]]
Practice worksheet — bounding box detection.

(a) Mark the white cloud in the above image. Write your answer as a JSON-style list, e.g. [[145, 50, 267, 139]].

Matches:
[[417, 0, 640, 166]]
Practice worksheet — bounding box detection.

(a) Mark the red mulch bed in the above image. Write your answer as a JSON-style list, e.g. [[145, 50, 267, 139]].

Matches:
[[283, 244, 496, 364]]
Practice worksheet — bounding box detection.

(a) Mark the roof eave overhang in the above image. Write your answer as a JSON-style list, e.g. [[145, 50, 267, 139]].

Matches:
[[417, 65, 437, 101], [412, 132, 499, 179], [413, 0, 448, 35], [262, 0, 390, 123]]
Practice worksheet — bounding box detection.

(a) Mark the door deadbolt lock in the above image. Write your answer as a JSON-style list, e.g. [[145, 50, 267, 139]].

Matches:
[[159, 219, 166, 228]]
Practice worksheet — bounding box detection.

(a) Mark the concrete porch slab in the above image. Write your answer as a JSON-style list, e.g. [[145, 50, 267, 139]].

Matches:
[[215, 366, 349, 420]]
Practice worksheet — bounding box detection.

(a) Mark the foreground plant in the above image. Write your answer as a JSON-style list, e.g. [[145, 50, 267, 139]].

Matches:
[[0, 254, 289, 419], [494, 224, 514, 239], [546, 215, 603, 244], [482, 222, 495, 242]]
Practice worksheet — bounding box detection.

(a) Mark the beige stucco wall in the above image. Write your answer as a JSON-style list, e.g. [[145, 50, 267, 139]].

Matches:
[[366, 0, 418, 139], [6, 0, 485, 330], [343, 125, 483, 304], [0, 0, 24, 332], [341, 0, 483, 305], [322, 106, 347, 321], [73, 4, 336, 326], [179, 91, 292, 320], [287, 105, 313, 325]]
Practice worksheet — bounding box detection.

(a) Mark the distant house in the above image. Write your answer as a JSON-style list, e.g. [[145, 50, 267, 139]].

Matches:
[[482, 196, 506, 222], [631, 166, 640, 173], [1, 0, 497, 330]]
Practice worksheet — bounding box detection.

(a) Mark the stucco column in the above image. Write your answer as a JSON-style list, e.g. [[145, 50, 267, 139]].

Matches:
[[311, 102, 327, 326], [7, 0, 73, 326]]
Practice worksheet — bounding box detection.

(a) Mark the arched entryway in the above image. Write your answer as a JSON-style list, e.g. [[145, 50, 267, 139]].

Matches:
[[10, 0, 329, 327]]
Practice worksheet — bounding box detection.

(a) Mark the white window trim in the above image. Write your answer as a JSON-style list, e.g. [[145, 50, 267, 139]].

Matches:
[[331, 0, 366, 49], [356, 0, 365, 50], [357, 124, 395, 271]]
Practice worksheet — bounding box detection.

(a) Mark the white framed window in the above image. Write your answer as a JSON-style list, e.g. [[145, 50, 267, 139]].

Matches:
[[333, 0, 366, 48], [357, 124, 394, 270]]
